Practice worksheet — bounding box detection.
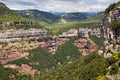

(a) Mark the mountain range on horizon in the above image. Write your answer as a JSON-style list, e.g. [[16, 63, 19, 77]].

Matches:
[[0, 2, 103, 24], [16, 10, 100, 23]]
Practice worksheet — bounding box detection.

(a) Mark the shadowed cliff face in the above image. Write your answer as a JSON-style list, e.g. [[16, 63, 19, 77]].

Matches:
[[100, 2, 120, 57]]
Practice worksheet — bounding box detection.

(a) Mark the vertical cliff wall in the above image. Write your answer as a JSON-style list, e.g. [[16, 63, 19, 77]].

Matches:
[[101, 2, 120, 57]]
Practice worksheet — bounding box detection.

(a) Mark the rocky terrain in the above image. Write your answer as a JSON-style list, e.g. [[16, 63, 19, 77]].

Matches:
[[0, 28, 51, 44]]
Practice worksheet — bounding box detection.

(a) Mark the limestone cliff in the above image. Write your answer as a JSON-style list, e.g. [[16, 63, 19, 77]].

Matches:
[[101, 2, 120, 57]]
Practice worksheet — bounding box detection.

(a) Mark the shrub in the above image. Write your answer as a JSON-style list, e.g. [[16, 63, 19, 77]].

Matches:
[[110, 20, 120, 30], [105, 3, 116, 13], [109, 64, 119, 75]]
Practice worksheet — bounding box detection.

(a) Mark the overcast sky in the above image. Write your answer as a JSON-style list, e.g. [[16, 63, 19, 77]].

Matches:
[[0, 0, 119, 12]]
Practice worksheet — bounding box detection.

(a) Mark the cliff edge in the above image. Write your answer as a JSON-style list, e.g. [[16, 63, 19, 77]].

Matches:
[[101, 2, 120, 58]]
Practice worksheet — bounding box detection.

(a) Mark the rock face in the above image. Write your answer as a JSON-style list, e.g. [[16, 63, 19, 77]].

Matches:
[[0, 28, 51, 44], [0, 21, 35, 27], [101, 2, 120, 57]]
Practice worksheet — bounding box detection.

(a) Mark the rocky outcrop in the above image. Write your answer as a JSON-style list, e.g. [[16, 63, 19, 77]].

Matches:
[[100, 2, 120, 57], [0, 2, 6, 7], [0, 28, 51, 44], [0, 21, 36, 27]]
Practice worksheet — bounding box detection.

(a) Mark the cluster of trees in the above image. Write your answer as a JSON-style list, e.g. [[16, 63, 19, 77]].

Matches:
[[105, 3, 116, 13], [110, 20, 120, 30], [0, 64, 13, 80], [105, 1, 120, 13], [0, 63, 34, 80], [54, 38, 81, 66]]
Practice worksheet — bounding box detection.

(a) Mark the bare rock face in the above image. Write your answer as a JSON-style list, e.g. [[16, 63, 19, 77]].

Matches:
[[101, 2, 120, 57], [0, 21, 36, 27]]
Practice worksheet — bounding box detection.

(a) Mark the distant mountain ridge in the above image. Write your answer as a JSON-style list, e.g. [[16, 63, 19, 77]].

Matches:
[[49, 11, 66, 15], [16, 10, 59, 23], [17, 10, 98, 23], [0, 2, 101, 24], [59, 12, 96, 22]]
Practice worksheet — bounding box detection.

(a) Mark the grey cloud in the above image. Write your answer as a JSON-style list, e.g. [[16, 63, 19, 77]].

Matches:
[[16, 1, 36, 6], [0, 0, 36, 6], [0, 0, 10, 2], [0, 0, 11, 4]]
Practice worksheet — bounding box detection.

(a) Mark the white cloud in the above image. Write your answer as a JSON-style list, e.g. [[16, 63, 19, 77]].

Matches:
[[41, 1, 88, 12], [97, 0, 110, 3], [41, 1, 106, 12], [88, 4, 107, 12]]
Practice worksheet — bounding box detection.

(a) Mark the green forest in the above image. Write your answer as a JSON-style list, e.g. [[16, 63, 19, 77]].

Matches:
[[40, 52, 120, 80]]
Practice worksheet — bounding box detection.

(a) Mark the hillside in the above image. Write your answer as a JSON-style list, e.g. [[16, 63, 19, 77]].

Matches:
[[0, 2, 43, 29], [17, 10, 59, 23], [0, 2, 27, 21], [40, 52, 120, 80], [59, 12, 87, 22], [17, 10, 97, 23], [40, 53, 108, 80]]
